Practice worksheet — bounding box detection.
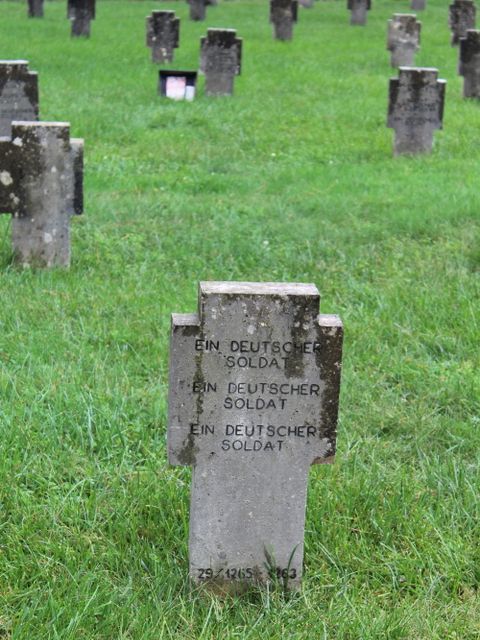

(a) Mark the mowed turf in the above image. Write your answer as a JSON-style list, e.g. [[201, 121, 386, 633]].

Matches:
[[0, 0, 478, 637]]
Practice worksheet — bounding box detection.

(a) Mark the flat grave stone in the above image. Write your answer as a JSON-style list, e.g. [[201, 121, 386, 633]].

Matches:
[[348, 0, 371, 26], [0, 122, 83, 267], [388, 67, 446, 155], [168, 281, 343, 594], [199, 29, 242, 96], [67, 0, 96, 38], [146, 11, 180, 63], [459, 29, 480, 96], [28, 0, 44, 18], [0, 61, 38, 138], [270, 0, 299, 41], [387, 14, 421, 68], [159, 70, 197, 100], [449, 0, 476, 46]]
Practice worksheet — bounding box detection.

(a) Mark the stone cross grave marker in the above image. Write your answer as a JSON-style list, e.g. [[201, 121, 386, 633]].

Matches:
[[388, 67, 446, 155], [200, 29, 242, 97], [28, 0, 44, 18], [411, 0, 425, 11], [68, 0, 96, 38], [387, 14, 421, 68], [146, 11, 180, 63], [449, 0, 476, 46], [348, 0, 371, 26], [0, 122, 83, 267], [0, 61, 38, 138], [189, 0, 207, 22], [270, 0, 299, 41], [459, 29, 480, 96], [168, 282, 343, 593]]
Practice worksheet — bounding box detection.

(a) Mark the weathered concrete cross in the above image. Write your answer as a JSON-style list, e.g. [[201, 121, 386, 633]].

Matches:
[[449, 0, 476, 46], [168, 282, 343, 593], [200, 29, 242, 96], [28, 0, 44, 18], [388, 67, 446, 155], [146, 11, 180, 64], [459, 29, 480, 97], [348, 0, 371, 26], [67, 0, 96, 38], [270, 0, 299, 41], [387, 14, 421, 68], [0, 61, 38, 138], [0, 122, 83, 267]]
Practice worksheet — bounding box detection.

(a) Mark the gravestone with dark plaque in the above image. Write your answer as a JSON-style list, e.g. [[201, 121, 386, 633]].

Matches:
[[168, 282, 343, 593], [459, 29, 480, 96], [200, 29, 242, 96], [411, 0, 425, 11], [0, 61, 38, 138], [348, 0, 371, 26], [146, 11, 180, 63], [28, 0, 44, 18], [449, 0, 476, 45], [189, 0, 207, 21], [387, 14, 421, 68], [388, 67, 446, 155], [270, 0, 298, 41], [67, 0, 96, 38], [0, 122, 83, 267]]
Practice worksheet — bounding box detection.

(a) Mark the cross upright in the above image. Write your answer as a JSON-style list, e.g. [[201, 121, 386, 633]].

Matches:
[[348, 0, 371, 26], [146, 11, 180, 64], [387, 14, 422, 68], [200, 29, 242, 96], [168, 282, 343, 593], [411, 0, 425, 10], [459, 29, 480, 96], [0, 61, 39, 138], [0, 122, 83, 267], [270, 0, 299, 41], [388, 67, 446, 155], [67, 0, 96, 38], [28, 0, 44, 18], [189, 0, 207, 22], [449, 0, 476, 46]]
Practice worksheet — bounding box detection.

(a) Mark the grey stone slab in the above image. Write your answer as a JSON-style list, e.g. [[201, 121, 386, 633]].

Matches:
[[411, 0, 425, 10], [270, 0, 299, 41], [67, 0, 96, 38], [459, 29, 480, 96], [28, 0, 44, 18], [0, 61, 38, 138], [146, 11, 180, 63], [199, 29, 242, 96], [387, 67, 446, 155], [387, 14, 421, 68], [449, 0, 476, 46], [189, 0, 207, 21], [0, 122, 83, 267], [168, 281, 343, 594], [348, 0, 371, 25]]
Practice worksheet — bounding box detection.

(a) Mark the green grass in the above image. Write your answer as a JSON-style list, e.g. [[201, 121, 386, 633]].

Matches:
[[0, 0, 479, 637]]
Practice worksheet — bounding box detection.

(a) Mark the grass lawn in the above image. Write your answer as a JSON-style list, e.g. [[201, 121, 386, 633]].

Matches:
[[0, 0, 479, 637]]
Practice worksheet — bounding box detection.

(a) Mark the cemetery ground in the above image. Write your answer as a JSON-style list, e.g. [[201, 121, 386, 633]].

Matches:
[[0, 0, 478, 637]]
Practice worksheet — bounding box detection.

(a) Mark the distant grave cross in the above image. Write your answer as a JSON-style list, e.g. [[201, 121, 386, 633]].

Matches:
[[459, 29, 480, 96], [200, 29, 242, 96], [0, 61, 39, 138], [270, 0, 299, 41], [348, 0, 371, 26], [387, 14, 421, 68], [0, 122, 83, 267], [28, 0, 44, 18], [168, 282, 343, 593], [388, 67, 446, 155], [67, 0, 96, 38], [146, 11, 180, 63], [188, 0, 207, 22], [449, 0, 476, 46]]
